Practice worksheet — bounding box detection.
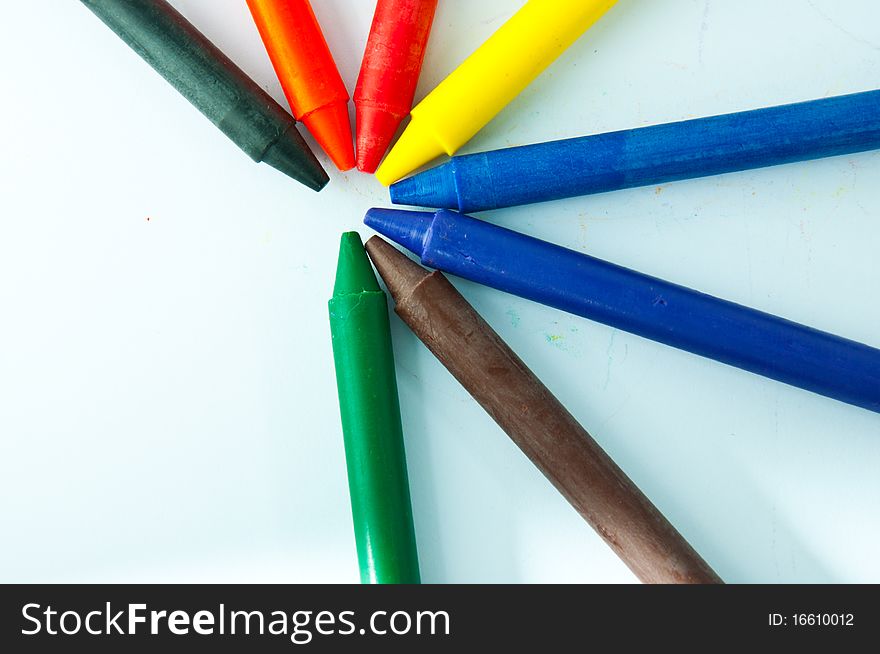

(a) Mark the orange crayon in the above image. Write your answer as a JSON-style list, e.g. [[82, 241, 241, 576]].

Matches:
[[247, 0, 355, 171]]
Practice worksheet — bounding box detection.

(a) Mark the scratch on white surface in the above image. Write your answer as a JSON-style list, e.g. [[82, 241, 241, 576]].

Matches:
[[603, 331, 616, 390], [771, 394, 784, 580], [396, 360, 421, 382], [854, 199, 871, 215], [744, 220, 755, 301], [595, 391, 632, 432], [771, 503, 780, 580], [698, 0, 711, 64], [807, 0, 880, 51], [480, 10, 509, 27]]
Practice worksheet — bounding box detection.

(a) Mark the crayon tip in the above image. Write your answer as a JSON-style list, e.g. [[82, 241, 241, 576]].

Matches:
[[356, 105, 405, 173], [333, 232, 381, 296], [303, 101, 356, 172], [365, 236, 432, 304], [364, 208, 433, 258], [390, 162, 458, 209], [375, 119, 447, 186], [262, 125, 330, 191]]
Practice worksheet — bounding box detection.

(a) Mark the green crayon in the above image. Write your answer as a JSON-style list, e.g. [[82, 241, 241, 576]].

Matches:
[[329, 233, 420, 584], [81, 0, 328, 191]]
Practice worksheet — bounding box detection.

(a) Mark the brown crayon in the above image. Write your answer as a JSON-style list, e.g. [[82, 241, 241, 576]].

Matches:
[[365, 236, 722, 584]]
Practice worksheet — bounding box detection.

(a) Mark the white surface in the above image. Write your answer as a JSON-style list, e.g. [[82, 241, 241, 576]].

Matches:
[[0, 0, 878, 584]]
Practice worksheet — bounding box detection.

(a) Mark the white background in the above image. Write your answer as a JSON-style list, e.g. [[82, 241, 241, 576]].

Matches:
[[1, 0, 878, 583]]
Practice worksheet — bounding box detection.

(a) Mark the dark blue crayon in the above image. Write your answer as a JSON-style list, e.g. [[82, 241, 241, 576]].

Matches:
[[364, 208, 880, 413], [389, 89, 880, 212]]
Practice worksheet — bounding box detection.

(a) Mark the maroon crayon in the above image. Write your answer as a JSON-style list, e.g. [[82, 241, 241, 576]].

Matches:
[[365, 236, 722, 584]]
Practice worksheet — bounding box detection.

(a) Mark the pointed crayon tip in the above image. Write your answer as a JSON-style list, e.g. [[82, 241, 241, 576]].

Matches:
[[303, 101, 356, 172], [356, 105, 405, 173], [363, 208, 433, 258], [333, 232, 381, 296], [374, 119, 447, 186], [365, 236, 432, 304], [262, 125, 330, 191], [390, 162, 458, 209]]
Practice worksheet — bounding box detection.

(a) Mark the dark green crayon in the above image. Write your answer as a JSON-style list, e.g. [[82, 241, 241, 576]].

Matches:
[[81, 0, 328, 190], [329, 232, 420, 584]]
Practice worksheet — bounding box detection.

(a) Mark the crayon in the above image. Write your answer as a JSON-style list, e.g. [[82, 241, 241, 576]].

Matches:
[[365, 236, 722, 584], [354, 0, 439, 173], [390, 90, 880, 212], [247, 0, 355, 171], [375, 0, 618, 185], [329, 233, 420, 584], [80, 0, 328, 191], [365, 208, 880, 414]]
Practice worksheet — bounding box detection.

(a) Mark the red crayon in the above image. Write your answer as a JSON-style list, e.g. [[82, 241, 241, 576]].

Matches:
[[247, 0, 355, 171], [354, 0, 439, 173]]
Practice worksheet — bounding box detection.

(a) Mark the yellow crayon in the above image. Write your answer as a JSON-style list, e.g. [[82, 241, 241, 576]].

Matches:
[[375, 0, 618, 185]]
